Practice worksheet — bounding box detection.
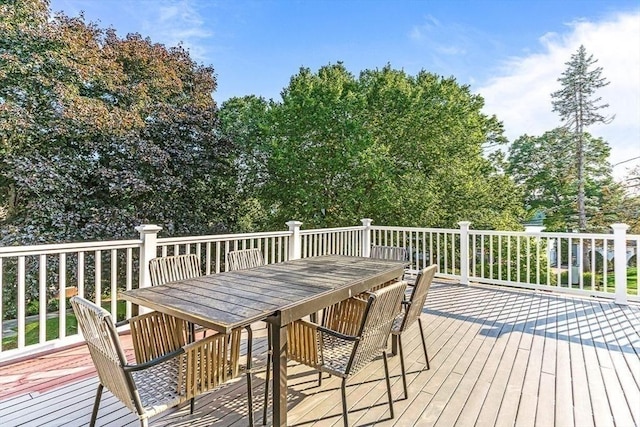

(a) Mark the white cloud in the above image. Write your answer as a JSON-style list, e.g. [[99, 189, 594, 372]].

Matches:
[[479, 10, 640, 181], [140, 0, 212, 62], [409, 15, 472, 57]]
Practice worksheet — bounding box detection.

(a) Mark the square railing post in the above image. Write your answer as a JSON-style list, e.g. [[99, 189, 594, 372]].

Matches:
[[286, 221, 303, 260], [361, 218, 373, 257], [136, 224, 162, 289], [611, 223, 629, 305], [458, 221, 471, 285]]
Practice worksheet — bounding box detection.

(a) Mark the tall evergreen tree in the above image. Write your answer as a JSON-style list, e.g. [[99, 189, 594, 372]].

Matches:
[[551, 45, 613, 232]]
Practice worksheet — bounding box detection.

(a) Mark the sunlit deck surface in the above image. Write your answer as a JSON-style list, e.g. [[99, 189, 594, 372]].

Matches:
[[1, 282, 638, 426]]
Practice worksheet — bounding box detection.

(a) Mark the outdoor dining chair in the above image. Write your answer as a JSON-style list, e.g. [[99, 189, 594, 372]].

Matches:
[[70, 296, 255, 427], [369, 244, 416, 284], [369, 245, 408, 262], [281, 280, 408, 427], [226, 248, 265, 271], [391, 264, 437, 399], [149, 253, 201, 286], [149, 253, 206, 336]]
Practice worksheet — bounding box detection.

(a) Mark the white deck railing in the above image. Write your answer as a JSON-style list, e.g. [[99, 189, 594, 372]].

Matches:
[[1, 219, 636, 362]]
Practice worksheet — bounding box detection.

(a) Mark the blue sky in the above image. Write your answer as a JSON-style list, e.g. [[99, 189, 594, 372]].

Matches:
[[50, 0, 640, 181]]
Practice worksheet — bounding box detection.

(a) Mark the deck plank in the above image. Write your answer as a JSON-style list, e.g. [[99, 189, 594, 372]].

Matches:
[[555, 298, 575, 427], [1, 282, 639, 427], [515, 293, 546, 427]]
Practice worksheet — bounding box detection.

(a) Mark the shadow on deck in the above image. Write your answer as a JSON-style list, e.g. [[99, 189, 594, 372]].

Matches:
[[1, 282, 639, 426]]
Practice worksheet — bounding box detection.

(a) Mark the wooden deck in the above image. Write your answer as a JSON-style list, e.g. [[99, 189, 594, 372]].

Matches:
[[1, 281, 638, 426]]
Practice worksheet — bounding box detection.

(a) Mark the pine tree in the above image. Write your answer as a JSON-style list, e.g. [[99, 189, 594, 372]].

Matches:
[[551, 45, 613, 232]]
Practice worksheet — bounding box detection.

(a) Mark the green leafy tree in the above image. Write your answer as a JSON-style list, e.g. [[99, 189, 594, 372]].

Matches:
[[507, 128, 621, 232], [1, 2, 238, 244], [221, 63, 523, 230], [359, 66, 522, 229], [218, 96, 272, 231], [551, 45, 613, 232]]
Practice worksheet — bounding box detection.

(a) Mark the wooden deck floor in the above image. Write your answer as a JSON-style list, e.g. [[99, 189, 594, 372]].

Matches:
[[1, 282, 638, 427]]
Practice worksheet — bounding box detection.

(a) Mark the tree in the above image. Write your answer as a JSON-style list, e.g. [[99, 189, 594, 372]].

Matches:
[[221, 63, 524, 230], [551, 45, 612, 232], [507, 128, 622, 232], [1, 2, 239, 244]]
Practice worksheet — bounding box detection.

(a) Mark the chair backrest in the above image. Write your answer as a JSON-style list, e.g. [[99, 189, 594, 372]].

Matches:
[[226, 248, 265, 271], [348, 280, 407, 374], [370, 245, 408, 262], [396, 264, 437, 333], [149, 254, 202, 286], [70, 296, 139, 413]]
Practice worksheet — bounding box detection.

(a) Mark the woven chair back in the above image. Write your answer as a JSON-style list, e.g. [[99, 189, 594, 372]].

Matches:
[[322, 297, 369, 336], [370, 245, 408, 262], [398, 265, 437, 332], [349, 280, 407, 374], [226, 248, 265, 271], [70, 296, 138, 413], [149, 254, 201, 286]]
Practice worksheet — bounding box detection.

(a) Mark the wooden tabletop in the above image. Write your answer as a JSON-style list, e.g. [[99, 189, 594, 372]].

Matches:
[[120, 255, 406, 333]]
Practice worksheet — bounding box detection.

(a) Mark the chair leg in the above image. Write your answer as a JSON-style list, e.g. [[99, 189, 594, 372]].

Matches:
[[418, 318, 430, 370], [341, 377, 349, 427], [89, 383, 103, 427], [246, 326, 255, 427], [398, 334, 408, 400], [263, 323, 272, 425], [383, 351, 395, 420]]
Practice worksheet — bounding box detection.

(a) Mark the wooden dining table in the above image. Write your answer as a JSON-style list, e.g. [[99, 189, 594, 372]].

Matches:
[[121, 254, 406, 426]]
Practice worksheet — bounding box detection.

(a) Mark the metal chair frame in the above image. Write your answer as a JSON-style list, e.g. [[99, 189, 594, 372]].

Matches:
[[391, 264, 437, 399]]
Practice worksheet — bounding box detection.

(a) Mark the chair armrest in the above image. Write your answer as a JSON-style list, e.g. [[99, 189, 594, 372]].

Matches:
[[316, 324, 359, 342], [123, 347, 186, 372], [294, 319, 359, 341], [115, 318, 130, 328]]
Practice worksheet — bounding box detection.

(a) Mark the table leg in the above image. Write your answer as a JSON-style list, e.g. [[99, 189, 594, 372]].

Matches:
[[271, 320, 288, 426]]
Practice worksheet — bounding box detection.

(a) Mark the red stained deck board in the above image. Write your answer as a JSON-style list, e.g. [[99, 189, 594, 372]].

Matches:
[[0, 334, 134, 401]]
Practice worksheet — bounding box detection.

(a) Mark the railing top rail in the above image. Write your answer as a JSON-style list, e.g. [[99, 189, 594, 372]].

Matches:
[[533, 231, 615, 240], [468, 229, 625, 240], [0, 239, 142, 257], [299, 226, 363, 235], [157, 230, 291, 245], [371, 225, 460, 233]]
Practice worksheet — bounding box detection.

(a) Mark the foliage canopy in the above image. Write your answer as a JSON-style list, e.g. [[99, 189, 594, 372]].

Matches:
[[507, 128, 624, 232], [221, 64, 524, 230], [1, 1, 238, 244]]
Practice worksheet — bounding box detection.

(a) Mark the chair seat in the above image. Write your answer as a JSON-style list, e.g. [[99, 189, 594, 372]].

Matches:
[[132, 357, 186, 417], [319, 334, 354, 377]]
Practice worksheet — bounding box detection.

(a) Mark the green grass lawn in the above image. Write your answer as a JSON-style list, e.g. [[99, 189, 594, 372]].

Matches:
[[2, 300, 126, 351], [606, 267, 637, 292], [563, 267, 638, 293]]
